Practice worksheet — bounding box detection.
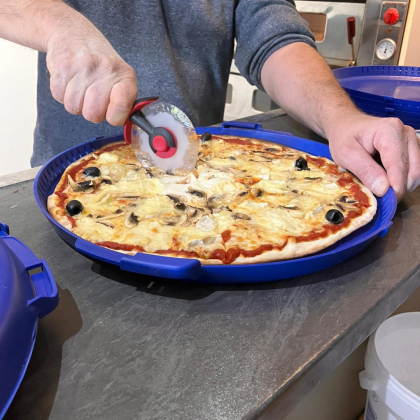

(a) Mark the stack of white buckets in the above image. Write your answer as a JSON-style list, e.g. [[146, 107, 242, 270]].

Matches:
[[360, 313, 420, 419]]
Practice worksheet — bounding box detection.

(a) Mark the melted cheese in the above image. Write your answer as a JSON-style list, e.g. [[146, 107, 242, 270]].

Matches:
[[56, 136, 371, 259]]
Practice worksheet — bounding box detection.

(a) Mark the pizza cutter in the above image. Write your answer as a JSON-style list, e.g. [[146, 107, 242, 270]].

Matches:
[[124, 97, 199, 174]]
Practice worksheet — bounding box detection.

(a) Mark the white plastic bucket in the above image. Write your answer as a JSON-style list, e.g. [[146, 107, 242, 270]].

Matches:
[[359, 312, 420, 420]]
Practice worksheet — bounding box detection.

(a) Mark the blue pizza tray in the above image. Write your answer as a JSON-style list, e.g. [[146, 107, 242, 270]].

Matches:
[[0, 223, 58, 419], [33, 122, 397, 284], [334, 66, 420, 105]]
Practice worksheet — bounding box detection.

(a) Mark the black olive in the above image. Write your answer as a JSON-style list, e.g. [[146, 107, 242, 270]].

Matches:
[[339, 195, 348, 203], [200, 132, 212, 142], [83, 167, 100, 177], [295, 157, 310, 171], [101, 179, 113, 185], [325, 209, 344, 224], [66, 200, 83, 216]]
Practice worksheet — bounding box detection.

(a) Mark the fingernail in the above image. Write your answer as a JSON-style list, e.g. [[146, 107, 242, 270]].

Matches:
[[371, 179, 388, 196]]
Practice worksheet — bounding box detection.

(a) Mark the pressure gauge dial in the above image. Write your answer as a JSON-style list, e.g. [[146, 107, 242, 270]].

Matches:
[[376, 38, 396, 61]]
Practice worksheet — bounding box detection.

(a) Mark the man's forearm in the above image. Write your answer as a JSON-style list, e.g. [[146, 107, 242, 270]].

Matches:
[[261, 43, 359, 139], [0, 0, 96, 51]]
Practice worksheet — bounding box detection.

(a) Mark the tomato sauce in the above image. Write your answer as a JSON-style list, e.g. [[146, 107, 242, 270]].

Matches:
[[349, 185, 370, 207], [306, 155, 326, 167], [209, 243, 286, 264], [56, 191, 68, 207], [221, 230, 231, 243], [67, 216, 76, 228], [96, 241, 141, 252], [213, 135, 251, 146], [295, 211, 360, 242]]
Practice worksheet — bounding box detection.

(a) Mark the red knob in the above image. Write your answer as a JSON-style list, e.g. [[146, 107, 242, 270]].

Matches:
[[384, 8, 399, 25]]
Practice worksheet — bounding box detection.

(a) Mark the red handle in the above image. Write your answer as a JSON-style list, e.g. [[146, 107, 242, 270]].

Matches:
[[124, 97, 159, 144], [347, 17, 356, 45]]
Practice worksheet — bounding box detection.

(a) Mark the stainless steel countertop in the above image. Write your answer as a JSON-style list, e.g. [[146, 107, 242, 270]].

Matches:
[[2, 111, 420, 420]]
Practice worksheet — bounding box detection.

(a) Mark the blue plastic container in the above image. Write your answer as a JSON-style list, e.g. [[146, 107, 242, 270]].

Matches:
[[334, 66, 420, 129], [334, 66, 420, 104], [0, 223, 59, 419], [33, 122, 397, 284]]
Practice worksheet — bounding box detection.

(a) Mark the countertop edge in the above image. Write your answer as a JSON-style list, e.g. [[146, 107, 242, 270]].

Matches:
[[0, 167, 40, 188]]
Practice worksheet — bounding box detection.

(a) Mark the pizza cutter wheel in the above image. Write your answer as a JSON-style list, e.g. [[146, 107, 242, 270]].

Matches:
[[124, 97, 199, 174]]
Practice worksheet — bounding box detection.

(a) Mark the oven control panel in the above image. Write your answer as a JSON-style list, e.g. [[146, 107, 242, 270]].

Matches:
[[373, 1, 408, 65]]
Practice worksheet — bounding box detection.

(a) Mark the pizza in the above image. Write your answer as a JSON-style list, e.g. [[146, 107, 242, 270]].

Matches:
[[48, 133, 377, 265]]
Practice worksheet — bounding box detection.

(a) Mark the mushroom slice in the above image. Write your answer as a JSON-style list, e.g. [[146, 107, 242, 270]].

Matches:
[[232, 212, 251, 220], [250, 188, 263, 198], [125, 212, 139, 228], [212, 206, 232, 214], [167, 195, 187, 205], [207, 194, 224, 209], [188, 188, 206, 198], [159, 214, 188, 227], [185, 206, 199, 218], [167, 195, 187, 211], [119, 195, 142, 200], [68, 175, 96, 192], [176, 173, 197, 184], [97, 220, 114, 228], [202, 236, 218, 245], [185, 206, 210, 222], [100, 175, 113, 185]]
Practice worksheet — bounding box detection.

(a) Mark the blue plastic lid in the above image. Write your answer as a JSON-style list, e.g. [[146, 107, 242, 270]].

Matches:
[[334, 66, 420, 102], [0, 223, 58, 419]]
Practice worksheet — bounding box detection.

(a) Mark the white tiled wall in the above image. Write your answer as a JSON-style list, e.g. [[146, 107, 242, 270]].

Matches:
[[0, 39, 38, 177]]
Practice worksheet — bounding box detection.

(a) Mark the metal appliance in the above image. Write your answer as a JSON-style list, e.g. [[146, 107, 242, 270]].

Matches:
[[224, 0, 411, 120]]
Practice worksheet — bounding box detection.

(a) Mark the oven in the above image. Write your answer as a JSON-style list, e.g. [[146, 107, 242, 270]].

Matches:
[[224, 0, 411, 121]]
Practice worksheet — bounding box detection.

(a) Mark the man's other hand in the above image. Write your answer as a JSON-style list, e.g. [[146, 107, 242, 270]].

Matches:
[[326, 113, 420, 201]]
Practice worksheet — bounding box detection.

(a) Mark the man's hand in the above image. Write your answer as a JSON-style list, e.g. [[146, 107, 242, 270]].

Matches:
[[261, 43, 420, 200], [0, 0, 137, 126], [47, 29, 137, 125], [326, 113, 420, 200]]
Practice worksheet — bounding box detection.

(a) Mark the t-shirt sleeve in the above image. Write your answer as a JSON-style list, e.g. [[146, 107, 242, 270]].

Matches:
[[234, 0, 316, 91]]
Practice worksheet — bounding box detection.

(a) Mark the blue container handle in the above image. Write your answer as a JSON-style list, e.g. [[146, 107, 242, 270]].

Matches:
[[2, 236, 59, 318], [0, 223, 10, 235], [221, 121, 292, 137], [75, 238, 202, 280]]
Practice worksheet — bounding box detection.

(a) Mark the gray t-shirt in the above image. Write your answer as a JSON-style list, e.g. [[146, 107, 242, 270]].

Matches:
[[31, 0, 315, 166]]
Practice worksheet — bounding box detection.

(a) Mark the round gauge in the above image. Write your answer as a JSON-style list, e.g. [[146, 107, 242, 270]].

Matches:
[[376, 38, 396, 61]]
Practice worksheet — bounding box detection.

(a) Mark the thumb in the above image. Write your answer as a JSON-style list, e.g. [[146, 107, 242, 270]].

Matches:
[[331, 142, 389, 197]]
